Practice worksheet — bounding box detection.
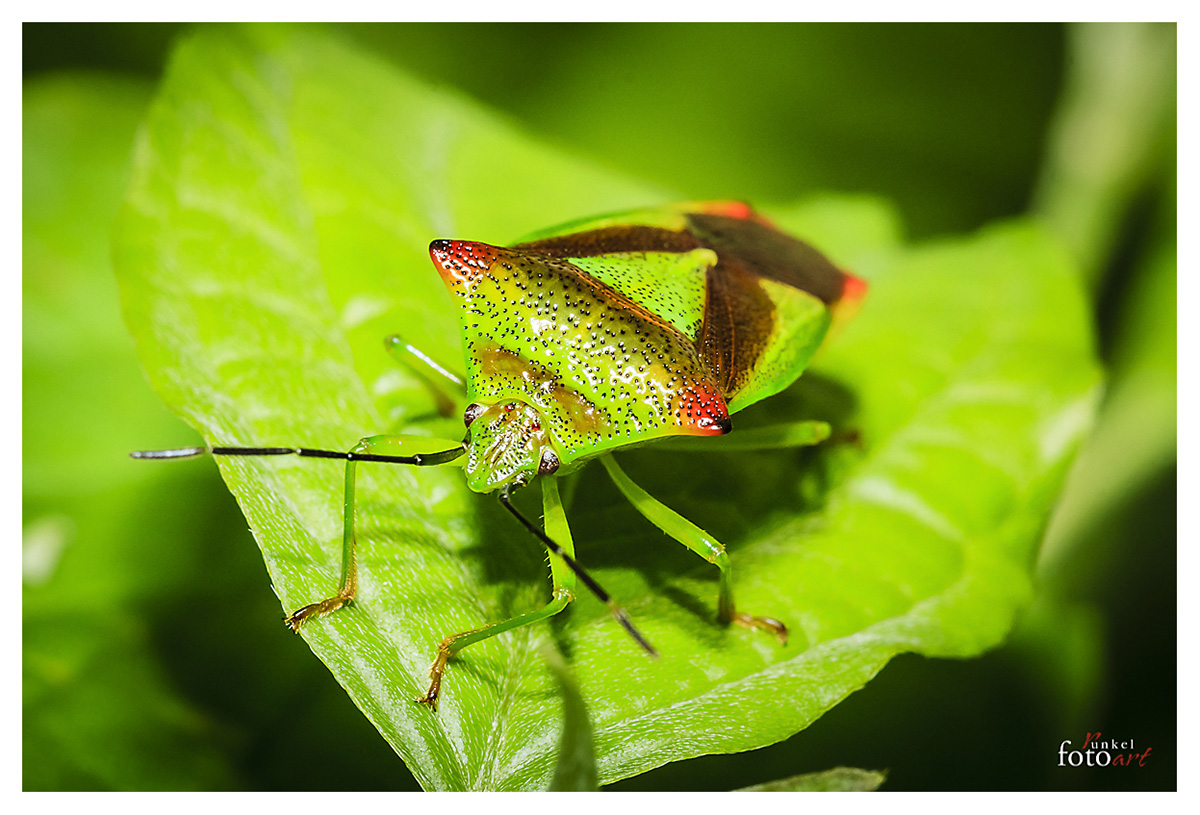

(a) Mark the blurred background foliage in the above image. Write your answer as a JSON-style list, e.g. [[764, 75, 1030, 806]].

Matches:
[[22, 22, 1175, 790]]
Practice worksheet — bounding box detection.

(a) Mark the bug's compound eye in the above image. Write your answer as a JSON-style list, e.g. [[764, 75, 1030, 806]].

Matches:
[[463, 402, 487, 427], [537, 447, 560, 476]]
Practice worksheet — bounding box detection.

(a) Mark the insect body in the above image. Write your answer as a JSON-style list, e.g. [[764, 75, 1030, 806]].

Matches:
[[134, 201, 866, 709]]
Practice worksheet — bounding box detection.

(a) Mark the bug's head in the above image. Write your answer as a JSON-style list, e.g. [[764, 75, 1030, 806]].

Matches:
[[461, 400, 561, 493]]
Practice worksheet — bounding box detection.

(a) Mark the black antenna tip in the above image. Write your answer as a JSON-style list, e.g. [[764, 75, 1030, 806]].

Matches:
[[612, 607, 658, 658]]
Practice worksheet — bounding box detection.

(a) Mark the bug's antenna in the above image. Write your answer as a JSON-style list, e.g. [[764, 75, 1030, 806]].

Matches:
[[131, 444, 466, 467], [498, 483, 659, 658]]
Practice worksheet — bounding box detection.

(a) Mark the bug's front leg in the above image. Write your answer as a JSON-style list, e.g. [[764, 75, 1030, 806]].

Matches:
[[282, 434, 469, 630], [283, 450, 361, 629], [417, 477, 578, 710], [599, 454, 788, 644], [133, 435, 467, 630]]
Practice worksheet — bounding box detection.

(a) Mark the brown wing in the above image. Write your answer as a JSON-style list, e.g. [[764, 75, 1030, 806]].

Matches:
[[686, 212, 847, 304], [686, 212, 848, 398], [512, 225, 700, 257]]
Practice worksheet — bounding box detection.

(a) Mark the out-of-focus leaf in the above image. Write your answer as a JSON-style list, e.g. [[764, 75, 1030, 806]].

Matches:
[[22, 73, 239, 790], [23, 610, 235, 790], [1004, 595, 1106, 739], [1038, 157, 1176, 581], [1005, 23, 1176, 792], [1033, 22, 1176, 286], [738, 766, 886, 791], [349, 23, 1063, 239], [113, 27, 1100, 790], [23, 74, 201, 499]]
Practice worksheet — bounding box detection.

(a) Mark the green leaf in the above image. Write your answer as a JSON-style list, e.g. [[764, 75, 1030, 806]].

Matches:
[[113, 27, 1100, 791], [738, 766, 886, 792], [23, 73, 239, 790]]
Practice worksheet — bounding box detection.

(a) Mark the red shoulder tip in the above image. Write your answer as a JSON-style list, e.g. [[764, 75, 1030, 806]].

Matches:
[[700, 201, 755, 220], [840, 272, 868, 304], [694, 201, 780, 229], [828, 271, 868, 336], [674, 380, 732, 436], [429, 240, 499, 287]]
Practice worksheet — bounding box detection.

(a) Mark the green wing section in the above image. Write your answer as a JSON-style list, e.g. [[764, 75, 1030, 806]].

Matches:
[[570, 249, 715, 341]]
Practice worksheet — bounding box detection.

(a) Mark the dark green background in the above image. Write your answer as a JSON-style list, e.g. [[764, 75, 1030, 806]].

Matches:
[[22, 22, 1175, 790]]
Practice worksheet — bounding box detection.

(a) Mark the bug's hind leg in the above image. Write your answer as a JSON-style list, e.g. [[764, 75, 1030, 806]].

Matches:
[[417, 477, 578, 710], [599, 454, 788, 645], [384, 334, 466, 418], [655, 419, 832, 452]]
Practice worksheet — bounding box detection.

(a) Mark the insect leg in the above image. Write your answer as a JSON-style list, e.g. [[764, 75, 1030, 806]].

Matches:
[[384, 334, 466, 417], [417, 477, 658, 710], [655, 420, 832, 452], [498, 483, 657, 657], [131, 436, 466, 630], [417, 477, 576, 710], [599, 454, 788, 645]]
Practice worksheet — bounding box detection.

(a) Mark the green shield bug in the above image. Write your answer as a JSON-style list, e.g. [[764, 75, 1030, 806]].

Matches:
[[133, 201, 867, 709]]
